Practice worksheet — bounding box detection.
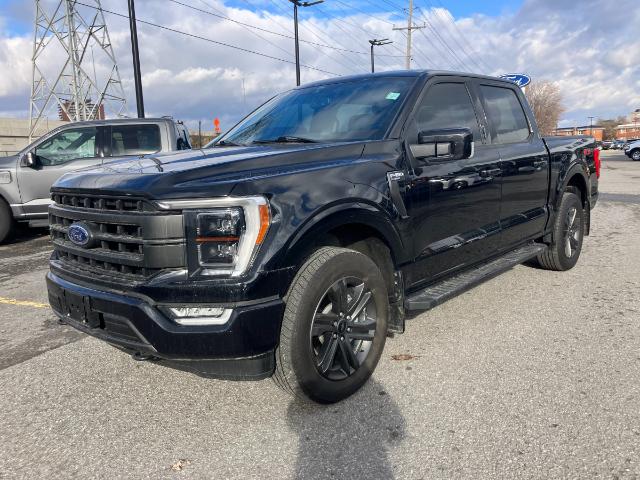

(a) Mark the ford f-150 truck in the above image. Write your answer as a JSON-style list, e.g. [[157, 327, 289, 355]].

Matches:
[[0, 117, 191, 243], [46, 71, 599, 403]]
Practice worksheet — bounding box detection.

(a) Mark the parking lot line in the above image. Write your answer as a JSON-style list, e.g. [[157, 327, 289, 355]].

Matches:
[[0, 297, 49, 309]]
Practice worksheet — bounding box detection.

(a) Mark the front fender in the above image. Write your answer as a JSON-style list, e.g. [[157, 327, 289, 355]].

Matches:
[[277, 199, 407, 270]]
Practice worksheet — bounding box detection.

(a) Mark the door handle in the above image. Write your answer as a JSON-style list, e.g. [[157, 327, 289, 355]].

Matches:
[[480, 168, 501, 177], [387, 171, 409, 219]]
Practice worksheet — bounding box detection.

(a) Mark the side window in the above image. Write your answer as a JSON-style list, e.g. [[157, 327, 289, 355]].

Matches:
[[110, 124, 161, 156], [416, 82, 480, 140], [35, 127, 97, 166], [480, 85, 530, 144]]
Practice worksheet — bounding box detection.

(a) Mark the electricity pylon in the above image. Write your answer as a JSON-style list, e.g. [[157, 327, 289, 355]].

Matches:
[[29, 0, 127, 141]]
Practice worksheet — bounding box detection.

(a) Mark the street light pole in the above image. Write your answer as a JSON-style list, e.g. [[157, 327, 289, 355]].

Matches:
[[289, 0, 323, 86], [127, 0, 144, 118], [368, 39, 393, 73]]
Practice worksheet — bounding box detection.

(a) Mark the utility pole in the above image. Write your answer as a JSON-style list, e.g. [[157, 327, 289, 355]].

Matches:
[[289, 0, 323, 86], [369, 39, 393, 73], [392, 0, 426, 70], [588, 116, 595, 137], [128, 0, 144, 118]]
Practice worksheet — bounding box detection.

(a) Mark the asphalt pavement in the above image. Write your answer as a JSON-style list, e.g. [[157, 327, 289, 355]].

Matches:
[[0, 150, 638, 479]]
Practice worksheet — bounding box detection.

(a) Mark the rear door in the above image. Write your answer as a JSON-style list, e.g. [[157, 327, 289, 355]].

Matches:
[[402, 78, 503, 288], [476, 82, 550, 250], [105, 123, 163, 158], [17, 125, 105, 216]]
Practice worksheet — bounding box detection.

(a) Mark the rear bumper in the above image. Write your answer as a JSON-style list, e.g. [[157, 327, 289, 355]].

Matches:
[[46, 272, 285, 380]]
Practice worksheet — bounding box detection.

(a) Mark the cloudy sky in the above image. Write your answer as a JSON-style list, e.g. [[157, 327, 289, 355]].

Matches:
[[0, 0, 638, 131]]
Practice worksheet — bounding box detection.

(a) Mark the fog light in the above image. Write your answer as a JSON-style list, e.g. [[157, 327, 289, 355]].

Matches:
[[161, 306, 232, 326]]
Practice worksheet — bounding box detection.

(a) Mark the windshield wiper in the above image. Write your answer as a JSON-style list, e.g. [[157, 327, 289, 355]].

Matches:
[[252, 136, 317, 144]]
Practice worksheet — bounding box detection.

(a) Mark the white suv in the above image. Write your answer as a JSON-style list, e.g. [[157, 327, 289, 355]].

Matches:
[[624, 139, 640, 161]]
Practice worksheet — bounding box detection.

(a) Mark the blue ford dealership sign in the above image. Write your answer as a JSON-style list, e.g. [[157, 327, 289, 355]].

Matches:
[[499, 73, 531, 87]]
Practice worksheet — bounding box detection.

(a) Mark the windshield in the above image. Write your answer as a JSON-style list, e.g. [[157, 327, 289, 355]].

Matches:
[[217, 77, 415, 146]]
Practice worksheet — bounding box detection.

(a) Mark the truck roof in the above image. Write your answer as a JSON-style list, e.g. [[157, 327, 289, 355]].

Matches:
[[55, 117, 179, 127], [298, 70, 515, 89]]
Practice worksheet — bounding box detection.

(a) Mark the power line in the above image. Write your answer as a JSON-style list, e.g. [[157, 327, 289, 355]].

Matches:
[[75, 1, 341, 77], [169, 0, 403, 58], [418, 0, 485, 73], [263, 0, 375, 73], [331, 0, 395, 25], [415, 6, 468, 71], [430, 0, 493, 73], [194, 0, 294, 59]]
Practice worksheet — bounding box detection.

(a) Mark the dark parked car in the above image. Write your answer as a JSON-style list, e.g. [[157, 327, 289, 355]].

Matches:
[[46, 71, 599, 403]]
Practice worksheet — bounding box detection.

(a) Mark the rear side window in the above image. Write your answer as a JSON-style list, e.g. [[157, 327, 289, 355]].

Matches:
[[110, 124, 161, 156], [416, 82, 480, 140], [480, 86, 530, 143]]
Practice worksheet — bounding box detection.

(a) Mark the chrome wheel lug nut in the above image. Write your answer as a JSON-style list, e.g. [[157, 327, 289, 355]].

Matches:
[[333, 333, 338, 338]]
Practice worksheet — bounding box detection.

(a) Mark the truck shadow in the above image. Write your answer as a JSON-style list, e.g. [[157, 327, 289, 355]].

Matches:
[[286, 379, 405, 480]]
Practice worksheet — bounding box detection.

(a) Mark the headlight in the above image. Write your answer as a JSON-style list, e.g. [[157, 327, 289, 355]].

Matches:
[[155, 196, 270, 277], [0, 171, 11, 184]]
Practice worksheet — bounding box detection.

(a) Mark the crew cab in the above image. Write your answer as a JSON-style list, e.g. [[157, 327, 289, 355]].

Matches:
[[46, 72, 599, 403], [0, 117, 191, 243]]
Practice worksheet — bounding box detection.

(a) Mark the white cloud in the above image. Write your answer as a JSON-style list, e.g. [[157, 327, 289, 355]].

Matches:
[[0, 0, 638, 130]]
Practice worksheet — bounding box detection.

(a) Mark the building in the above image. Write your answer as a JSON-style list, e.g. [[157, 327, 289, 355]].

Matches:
[[0, 118, 68, 156], [553, 126, 604, 141], [58, 100, 105, 122], [615, 123, 640, 140], [614, 109, 640, 140]]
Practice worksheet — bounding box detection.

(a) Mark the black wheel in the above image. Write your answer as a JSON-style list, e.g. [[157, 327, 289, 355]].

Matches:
[[631, 149, 640, 161], [535, 189, 584, 271], [0, 197, 16, 244], [274, 247, 388, 404]]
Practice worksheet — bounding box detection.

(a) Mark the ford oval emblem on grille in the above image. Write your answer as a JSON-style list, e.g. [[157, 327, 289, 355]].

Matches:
[[68, 223, 91, 247]]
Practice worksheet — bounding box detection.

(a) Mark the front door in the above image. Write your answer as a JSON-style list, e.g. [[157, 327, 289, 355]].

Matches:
[[402, 79, 503, 288], [16, 125, 104, 217], [476, 82, 550, 250]]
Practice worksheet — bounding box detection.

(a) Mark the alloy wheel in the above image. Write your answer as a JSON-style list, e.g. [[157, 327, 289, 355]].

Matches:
[[309, 276, 377, 381], [564, 207, 581, 258]]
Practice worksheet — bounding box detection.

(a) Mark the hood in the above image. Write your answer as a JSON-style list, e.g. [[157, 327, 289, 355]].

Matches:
[[0, 155, 18, 170], [52, 142, 367, 199]]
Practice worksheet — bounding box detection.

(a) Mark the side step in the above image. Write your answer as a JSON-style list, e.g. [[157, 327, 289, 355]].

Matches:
[[405, 243, 546, 312]]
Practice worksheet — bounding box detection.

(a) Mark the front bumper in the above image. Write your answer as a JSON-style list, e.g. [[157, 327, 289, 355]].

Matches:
[[46, 272, 285, 380]]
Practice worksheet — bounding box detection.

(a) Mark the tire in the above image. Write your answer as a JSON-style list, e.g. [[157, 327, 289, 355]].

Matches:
[[535, 189, 584, 271], [274, 246, 388, 404], [631, 149, 640, 161], [0, 197, 16, 244]]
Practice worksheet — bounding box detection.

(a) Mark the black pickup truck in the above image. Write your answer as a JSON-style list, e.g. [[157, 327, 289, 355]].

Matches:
[[47, 71, 600, 403]]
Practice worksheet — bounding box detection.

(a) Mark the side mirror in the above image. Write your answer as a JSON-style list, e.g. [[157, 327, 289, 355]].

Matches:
[[21, 151, 38, 168], [410, 128, 473, 161]]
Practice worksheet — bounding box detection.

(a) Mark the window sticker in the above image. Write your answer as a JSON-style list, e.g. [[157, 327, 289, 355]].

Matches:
[[386, 92, 401, 100]]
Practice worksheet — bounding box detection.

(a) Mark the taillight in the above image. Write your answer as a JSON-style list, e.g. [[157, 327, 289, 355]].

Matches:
[[584, 148, 601, 179]]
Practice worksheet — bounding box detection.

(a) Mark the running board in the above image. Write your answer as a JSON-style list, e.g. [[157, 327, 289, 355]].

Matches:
[[405, 243, 546, 312]]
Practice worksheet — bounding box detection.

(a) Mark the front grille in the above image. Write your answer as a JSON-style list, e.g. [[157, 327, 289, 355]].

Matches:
[[49, 192, 185, 285], [51, 193, 155, 212]]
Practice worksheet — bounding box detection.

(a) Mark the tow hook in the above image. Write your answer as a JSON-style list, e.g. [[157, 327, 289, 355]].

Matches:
[[131, 352, 158, 362]]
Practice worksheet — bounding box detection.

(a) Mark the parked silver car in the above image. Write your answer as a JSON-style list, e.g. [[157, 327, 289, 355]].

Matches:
[[0, 117, 191, 242]]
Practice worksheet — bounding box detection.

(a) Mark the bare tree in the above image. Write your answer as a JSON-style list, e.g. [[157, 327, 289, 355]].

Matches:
[[524, 80, 565, 136]]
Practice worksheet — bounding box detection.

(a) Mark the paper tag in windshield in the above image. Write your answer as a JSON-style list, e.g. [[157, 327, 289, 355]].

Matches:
[[386, 92, 401, 100]]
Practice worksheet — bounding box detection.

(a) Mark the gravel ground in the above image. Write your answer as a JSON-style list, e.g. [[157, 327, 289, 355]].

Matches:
[[0, 150, 638, 479]]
